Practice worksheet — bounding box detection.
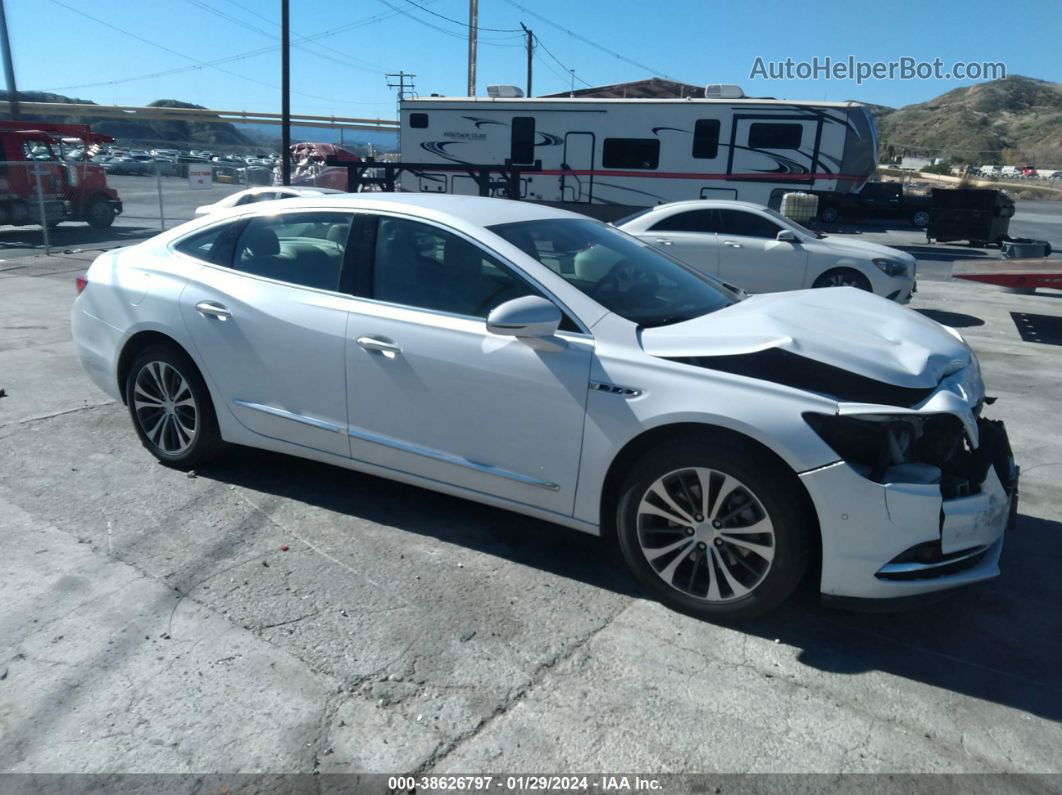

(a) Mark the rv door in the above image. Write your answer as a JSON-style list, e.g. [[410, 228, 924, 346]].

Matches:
[[727, 116, 823, 186], [561, 132, 595, 203]]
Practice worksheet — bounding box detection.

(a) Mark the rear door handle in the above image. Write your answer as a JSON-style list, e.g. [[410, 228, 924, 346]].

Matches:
[[357, 336, 402, 355], [723, 241, 743, 248], [195, 301, 231, 320], [653, 238, 673, 246]]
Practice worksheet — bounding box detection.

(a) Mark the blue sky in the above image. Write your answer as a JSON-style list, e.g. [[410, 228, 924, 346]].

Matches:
[[8, 0, 1060, 119]]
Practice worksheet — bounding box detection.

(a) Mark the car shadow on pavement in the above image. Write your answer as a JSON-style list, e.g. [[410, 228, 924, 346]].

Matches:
[[199, 446, 1062, 723], [894, 245, 995, 262], [915, 308, 986, 328]]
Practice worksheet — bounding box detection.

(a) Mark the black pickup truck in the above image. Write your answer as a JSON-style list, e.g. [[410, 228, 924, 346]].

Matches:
[[815, 182, 933, 228]]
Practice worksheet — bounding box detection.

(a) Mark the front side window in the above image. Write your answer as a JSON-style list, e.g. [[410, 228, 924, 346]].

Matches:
[[649, 209, 718, 233], [372, 216, 540, 319], [748, 122, 803, 150], [230, 212, 353, 291], [718, 209, 783, 239], [489, 218, 737, 328], [602, 138, 660, 170], [511, 117, 536, 164], [692, 119, 720, 159]]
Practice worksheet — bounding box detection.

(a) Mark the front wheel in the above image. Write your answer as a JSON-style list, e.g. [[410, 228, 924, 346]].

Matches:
[[819, 206, 840, 224], [615, 438, 811, 620], [124, 345, 223, 469], [912, 209, 930, 228], [812, 268, 872, 292], [84, 197, 115, 229]]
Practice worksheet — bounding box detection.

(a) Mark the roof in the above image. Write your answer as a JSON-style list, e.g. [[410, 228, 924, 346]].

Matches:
[[542, 77, 706, 99], [405, 96, 861, 109]]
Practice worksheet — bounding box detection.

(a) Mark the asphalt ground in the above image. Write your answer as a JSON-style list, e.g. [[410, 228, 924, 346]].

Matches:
[[0, 245, 1061, 782]]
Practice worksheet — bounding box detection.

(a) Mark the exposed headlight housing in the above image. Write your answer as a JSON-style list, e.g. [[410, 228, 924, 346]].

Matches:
[[872, 258, 908, 277]]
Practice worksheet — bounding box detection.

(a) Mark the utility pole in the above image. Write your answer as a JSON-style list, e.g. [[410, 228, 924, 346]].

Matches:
[[467, 0, 478, 96], [520, 23, 533, 97], [280, 0, 291, 185], [0, 0, 19, 120], [569, 69, 575, 98], [386, 71, 416, 107]]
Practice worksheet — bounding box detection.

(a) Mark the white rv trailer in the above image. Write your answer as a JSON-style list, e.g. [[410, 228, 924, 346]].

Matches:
[[398, 95, 878, 219]]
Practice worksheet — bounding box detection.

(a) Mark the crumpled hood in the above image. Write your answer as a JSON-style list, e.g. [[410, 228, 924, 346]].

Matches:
[[641, 287, 970, 390]]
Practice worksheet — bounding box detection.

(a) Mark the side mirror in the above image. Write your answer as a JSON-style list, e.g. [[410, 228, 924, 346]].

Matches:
[[486, 295, 562, 339], [776, 229, 797, 242]]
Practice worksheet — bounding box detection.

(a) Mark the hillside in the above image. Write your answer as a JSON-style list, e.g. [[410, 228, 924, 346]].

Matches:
[[871, 76, 1062, 166], [0, 91, 255, 148]]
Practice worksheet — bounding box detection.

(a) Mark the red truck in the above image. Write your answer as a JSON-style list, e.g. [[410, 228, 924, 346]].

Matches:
[[0, 121, 123, 229]]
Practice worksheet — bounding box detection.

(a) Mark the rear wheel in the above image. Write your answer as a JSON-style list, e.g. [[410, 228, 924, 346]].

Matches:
[[812, 268, 872, 292], [819, 206, 840, 224], [124, 345, 223, 469], [615, 438, 811, 620], [912, 210, 930, 228], [85, 197, 115, 229]]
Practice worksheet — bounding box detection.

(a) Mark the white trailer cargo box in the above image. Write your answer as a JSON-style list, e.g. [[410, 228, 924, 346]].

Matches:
[[398, 95, 878, 219]]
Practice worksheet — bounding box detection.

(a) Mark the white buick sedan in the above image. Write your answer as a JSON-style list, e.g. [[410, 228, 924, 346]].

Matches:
[[72, 195, 1015, 619], [194, 186, 343, 217], [616, 200, 917, 302]]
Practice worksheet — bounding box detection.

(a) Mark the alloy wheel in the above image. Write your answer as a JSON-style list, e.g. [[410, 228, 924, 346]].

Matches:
[[636, 467, 775, 602], [132, 361, 198, 455]]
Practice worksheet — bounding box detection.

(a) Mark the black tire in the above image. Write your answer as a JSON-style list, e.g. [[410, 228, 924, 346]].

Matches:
[[85, 197, 115, 229], [911, 209, 930, 228], [819, 206, 840, 224], [812, 268, 872, 291], [615, 437, 812, 621], [124, 344, 224, 469]]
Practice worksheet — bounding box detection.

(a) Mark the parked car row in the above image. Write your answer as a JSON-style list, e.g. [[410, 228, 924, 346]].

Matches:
[[72, 193, 1016, 621]]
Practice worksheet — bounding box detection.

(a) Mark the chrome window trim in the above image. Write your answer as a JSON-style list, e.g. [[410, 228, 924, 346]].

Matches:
[[233, 399, 343, 434], [347, 424, 560, 491]]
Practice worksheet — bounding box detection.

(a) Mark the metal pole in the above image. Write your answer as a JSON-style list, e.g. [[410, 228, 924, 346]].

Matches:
[[467, 0, 478, 96], [155, 160, 165, 231], [521, 24, 532, 97], [32, 165, 51, 255], [0, 0, 19, 120], [280, 0, 291, 186]]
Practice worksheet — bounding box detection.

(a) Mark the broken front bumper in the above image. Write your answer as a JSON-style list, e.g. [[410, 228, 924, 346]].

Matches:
[[800, 419, 1017, 600]]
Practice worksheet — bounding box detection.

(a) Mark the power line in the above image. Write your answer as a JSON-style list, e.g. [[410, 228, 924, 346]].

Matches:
[[401, 0, 521, 32], [502, 0, 672, 79], [374, 0, 524, 44], [533, 33, 593, 88]]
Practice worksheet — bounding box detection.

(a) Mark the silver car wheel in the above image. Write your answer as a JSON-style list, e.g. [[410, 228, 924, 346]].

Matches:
[[636, 467, 775, 602], [133, 361, 198, 455]]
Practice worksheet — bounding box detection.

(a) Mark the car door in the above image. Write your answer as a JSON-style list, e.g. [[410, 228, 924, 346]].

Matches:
[[643, 208, 721, 277], [344, 214, 593, 515], [177, 210, 357, 458], [715, 209, 809, 293]]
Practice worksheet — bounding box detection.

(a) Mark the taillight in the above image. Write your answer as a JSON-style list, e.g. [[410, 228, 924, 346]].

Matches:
[[75, 272, 88, 295]]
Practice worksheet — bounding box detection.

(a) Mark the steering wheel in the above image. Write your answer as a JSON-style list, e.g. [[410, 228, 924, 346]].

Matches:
[[592, 259, 659, 300]]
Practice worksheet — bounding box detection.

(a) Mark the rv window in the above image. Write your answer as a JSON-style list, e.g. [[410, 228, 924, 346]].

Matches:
[[602, 138, 659, 170], [649, 209, 719, 234], [692, 119, 720, 159], [748, 123, 803, 149], [409, 113, 429, 129], [511, 117, 536, 164]]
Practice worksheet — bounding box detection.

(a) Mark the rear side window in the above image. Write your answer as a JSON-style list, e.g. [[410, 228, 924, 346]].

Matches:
[[692, 119, 720, 159], [649, 209, 718, 233], [409, 112, 429, 129], [511, 117, 536, 164], [748, 123, 803, 149], [718, 209, 783, 238], [602, 138, 659, 170], [173, 222, 239, 264], [229, 212, 354, 291]]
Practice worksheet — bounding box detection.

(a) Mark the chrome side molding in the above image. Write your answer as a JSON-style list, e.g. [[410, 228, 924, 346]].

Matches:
[[233, 399, 343, 433], [347, 425, 560, 491]]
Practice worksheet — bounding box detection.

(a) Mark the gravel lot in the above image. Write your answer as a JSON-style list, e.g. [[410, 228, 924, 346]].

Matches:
[[1, 245, 1061, 782]]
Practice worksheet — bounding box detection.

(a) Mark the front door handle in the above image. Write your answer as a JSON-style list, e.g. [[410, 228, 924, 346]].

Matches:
[[195, 301, 231, 320], [357, 336, 402, 355], [653, 238, 673, 246], [723, 241, 743, 248]]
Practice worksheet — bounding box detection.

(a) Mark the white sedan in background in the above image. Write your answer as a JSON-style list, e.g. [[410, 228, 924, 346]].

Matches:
[[616, 200, 917, 302], [71, 195, 1013, 620], [194, 186, 343, 217]]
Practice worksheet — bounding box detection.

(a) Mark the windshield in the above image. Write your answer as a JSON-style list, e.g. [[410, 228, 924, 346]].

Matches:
[[489, 218, 739, 328]]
